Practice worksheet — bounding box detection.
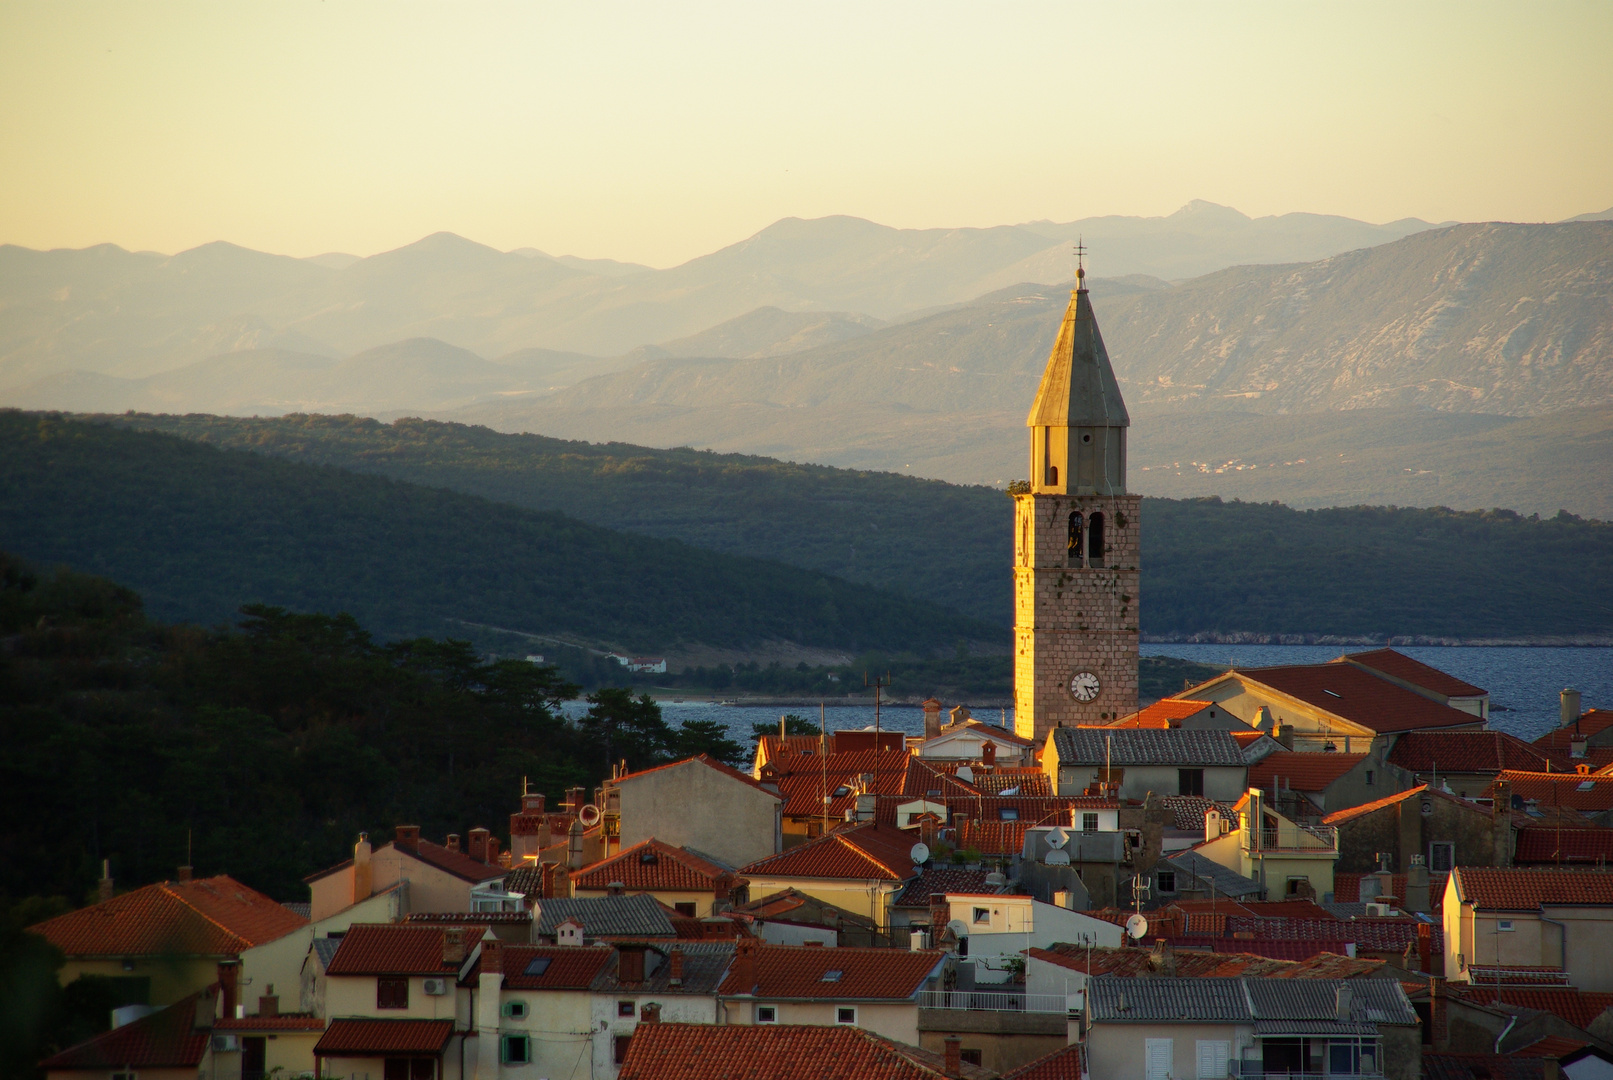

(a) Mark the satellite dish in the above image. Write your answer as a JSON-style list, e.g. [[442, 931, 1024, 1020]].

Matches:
[[1126, 913, 1149, 942], [910, 843, 931, 866], [578, 804, 602, 827], [956, 766, 975, 784], [1046, 827, 1069, 850]]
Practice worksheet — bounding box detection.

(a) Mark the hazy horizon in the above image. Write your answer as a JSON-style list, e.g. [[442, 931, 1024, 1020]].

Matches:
[[3, 2, 1609, 267]]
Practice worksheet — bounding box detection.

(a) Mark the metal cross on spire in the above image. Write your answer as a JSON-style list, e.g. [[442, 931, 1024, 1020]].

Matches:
[[1074, 236, 1087, 286]]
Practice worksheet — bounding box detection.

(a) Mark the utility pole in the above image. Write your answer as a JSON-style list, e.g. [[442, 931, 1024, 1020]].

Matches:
[[866, 671, 892, 816]]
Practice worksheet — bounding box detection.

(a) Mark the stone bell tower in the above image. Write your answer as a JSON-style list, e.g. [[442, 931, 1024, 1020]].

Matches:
[[1013, 260, 1140, 744]]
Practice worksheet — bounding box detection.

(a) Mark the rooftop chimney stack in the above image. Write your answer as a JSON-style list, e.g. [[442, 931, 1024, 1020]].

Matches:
[[258, 985, 278, 1018], [944, 1035, 962, 1078], [446, 833, 461, 853], [982, 741, 997, 767], [1563, 689, 1583, 728], [1335, 985, 1354, 1022], [607, 881, 625, 897], [177, 865, 193, 883], [1204, 808, 1221, 845], [923, 699, 943, 740], [1572, 734, 1589, 759], [568, 820, 585, 870], [443, 926, 467, 966], [353, 832, 373, 905], [395, 825, 420, 854], [734, 937, 759, 995], [639, 1002, 661, 1024], [668, 947, 684, 987], [217, 960, 240, 1020], [469, 827, 490, 862], [98, 860, 113, 904]]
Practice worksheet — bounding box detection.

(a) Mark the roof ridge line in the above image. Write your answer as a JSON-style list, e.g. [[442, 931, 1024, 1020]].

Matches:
[[160, 880, 257, 950]]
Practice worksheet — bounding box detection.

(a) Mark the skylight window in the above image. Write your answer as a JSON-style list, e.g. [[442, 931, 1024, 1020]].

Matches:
[[1323, 689, 1342, 698], [523, 957, 552, 977], [821, 970, 842, 982], [1579, 781, 1597, 791], [833, 786, 851, 798]]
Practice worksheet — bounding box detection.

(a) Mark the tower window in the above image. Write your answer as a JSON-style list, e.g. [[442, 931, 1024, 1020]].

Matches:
[[1088, 512, 1105, 565], [1048, 465, 1058, 486], [1067, 512, 1082, 566]]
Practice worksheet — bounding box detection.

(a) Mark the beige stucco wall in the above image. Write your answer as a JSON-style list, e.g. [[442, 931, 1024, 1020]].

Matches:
[[1446, 877, 1613, 991], [615, 760, 783, 867], [1194, 826, 1337, 900], [469, 989, 593, 1080], [319, 1051, 465, 1080], [589, 993, 719, 1080], [244, 888, 405, 1015], [204, 1031, 324, 1080], [325, 973, 461, 1021], [312, 848, 499, 922], [1189, 677, 1378, 752], [723, 999, 919, 1045], [1088, 1021, 1253, 1080], [741, 875, 903, 931], [58, 956, 220, 1008]]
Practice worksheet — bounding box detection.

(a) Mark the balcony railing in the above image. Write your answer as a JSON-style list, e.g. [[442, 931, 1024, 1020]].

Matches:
[[917, 990, 1069, 1014], [1242, 824, 1338, 854]]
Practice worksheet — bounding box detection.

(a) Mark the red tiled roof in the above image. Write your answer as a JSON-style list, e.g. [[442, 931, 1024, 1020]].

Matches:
[[1532, 711, 1613, 755], [1422, 1053, 1546, 1080], [618, 1022, 968, 1080], [955, 820, 1027, 857], [1516, 1036, 1593, 1059], [326, 924, 479, 976], [1489, 771, 1613, 813], [892, 869, 995, 908], [1340, 649, 1487, 698], [931, 719, 1036, 747], [1514, 827, 1613, 864], [1165, 937, 1357, 962], [1003, 1044, 1085, 1080], [1334, 872, 1449, 914], [1322, 784, 1484, 827], [741, 822, 916, 883], [1105, 699, 1220, 728], [1454, 866, 1613, 910], [1453, 987, 1613, 1029], [770, 751, 916, 817], [1388, 731, 1552, 774], [315, 1019, 454, 1056], [408, 838, 510, 883], [41, 992, 211, 1070], [216, 1014, 327, 1031], [617, 755, 784, 798], [572, 839, 736, 893], [1249, 751, 1366, 793], [473, 944, 613, 990], [718, 943, 942, 1000], [1227, 664, 1482, 733], [1028, 943, 1382, 979], [29, 875, 306, 958]]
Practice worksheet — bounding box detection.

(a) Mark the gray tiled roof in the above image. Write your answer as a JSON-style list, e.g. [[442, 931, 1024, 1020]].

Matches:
[[312, 937, 342, 969], [1088, 978, 1417, 1026], [1161, 851, 1263, 899], [533, 894, 676, 939], [1050, 729, 1246, 767], [589, 941, 735, 995]]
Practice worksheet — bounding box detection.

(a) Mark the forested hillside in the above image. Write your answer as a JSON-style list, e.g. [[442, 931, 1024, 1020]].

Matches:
[[102, 413, 1613, 640], [0, 412, 996, 654]]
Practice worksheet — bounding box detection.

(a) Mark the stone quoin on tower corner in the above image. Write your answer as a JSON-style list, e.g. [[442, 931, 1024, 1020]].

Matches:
[[1013, 258, 1141, 743]]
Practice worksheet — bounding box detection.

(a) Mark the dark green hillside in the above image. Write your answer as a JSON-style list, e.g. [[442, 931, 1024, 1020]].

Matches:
[[110, 412, 1613, 640], [0, 412, 996, 652]]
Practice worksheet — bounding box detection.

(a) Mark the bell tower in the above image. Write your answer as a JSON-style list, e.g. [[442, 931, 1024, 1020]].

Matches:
[[1013, 259, 1140, 744]]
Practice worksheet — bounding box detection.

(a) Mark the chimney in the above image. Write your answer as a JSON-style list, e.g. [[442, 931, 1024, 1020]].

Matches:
[[1405, 854, 1431, 914], [482, 938, 504, 980], [218, 960, 240, 1020], [476, 940, 504, 1045], [446, 833, 461, 853], [982, 741, 997, 767], [523, 792, 545, 814], [944, 1035, 962, 1078], [607, 881, 625, 897], [567, 786, 587, 814], [949, 706, 972, 727], [353, 833, 373, 905], [1572, 734, 1588, 759], [1335, 985, 1354, 1022], [930, 893, 949, 936], [257, 985, 278, 1018], [733, 937, 759, 994], [639, 1002, 661, 1024], [177, 865, 193, 883], [98, 860, 113, 904], [1418, 921, 1434, 973], [923, 699, 943, 740], [395, 825, 420, 854], [469, 827, 490, 862], [1563, 689, 1583, 728], [487, 837, 502, 865], [443, 926, 467, 967], [568, 819, 585, 870], [1272, 723, 1294, 750], [855, 792, 876, 822], [668, 947, 684, 987], [1204, 808, 1221, 845]]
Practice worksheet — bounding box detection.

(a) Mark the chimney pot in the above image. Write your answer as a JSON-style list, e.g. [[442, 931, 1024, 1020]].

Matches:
[[639, 1002, 660, 1024], [99, 860, 113, 904], [1563, 689, 1583, 728], [178, 865, 193, 883], [668, 947, 685, 986], [607, 881, 625, 897], [443, 926, 467, 966], [395, 825, 420, 853], [923, 699, 943, 741], [481, 938, 503, 979], [944, 1035, 962, 1078], [446, 833, 461, 853], [734, 937, 759, 994], [469, 827, 490, 862], [353, 833, 374, 905], [258, 990, 278, 1018]]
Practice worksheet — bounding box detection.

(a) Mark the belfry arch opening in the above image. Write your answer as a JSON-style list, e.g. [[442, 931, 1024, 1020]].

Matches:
[[1067, 512, 1082, 566], [1087, 511, 1105, 567]]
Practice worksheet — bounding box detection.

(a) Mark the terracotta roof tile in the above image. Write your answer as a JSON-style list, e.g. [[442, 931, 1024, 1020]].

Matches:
[[474, 944, 613, 990], [314, 1019, 454, 1056], [955, 819, 1027, 857], [325, 923, 479, 976], [41, 992, 211, 1070], [1388, 731, 1552, 774], [1453, 987, 1613, 1029], [618, 1022, 972, 1080], [1422, 1053, 1546, 1080], [741, 822, 917, 883], [406, 839, 510, 883], [1104, 700, 1221, 728], [572, 839, 736, 893], [29, 875, 305, 958], [892, 869, 995, 908], [1516, 1036, 1593, 1059], [1249, 751, 1367, 793], [215, 1015, 327, 1032], [1488, 771, 1613, 813], [928, 719, 1036, 747], [1454, 866, 1613, 910], [1322, 784, 1480, 827], [1003, 1044, 1085, 1080], [1340, 649, 1487, 698], [719, 943, 943, 1000], [1532, 711, 1613, 755], [1514, 827, 1613, 864], [1225, 664, 1482, 733]]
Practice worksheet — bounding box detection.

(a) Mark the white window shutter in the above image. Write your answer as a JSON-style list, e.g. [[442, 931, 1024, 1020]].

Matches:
[[1196, 1039, 1230, 1078], [1146, 1038, 1174, 1080]]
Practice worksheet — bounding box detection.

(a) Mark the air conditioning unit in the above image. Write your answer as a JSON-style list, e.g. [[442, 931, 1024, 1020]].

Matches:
[[422, 977, 449, 996], [211, 1035, 240, 1053], [1364, 903, 1391, 917]]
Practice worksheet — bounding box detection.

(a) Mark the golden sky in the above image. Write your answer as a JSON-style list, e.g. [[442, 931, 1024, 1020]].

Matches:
[[2, 1, 1609, 266]]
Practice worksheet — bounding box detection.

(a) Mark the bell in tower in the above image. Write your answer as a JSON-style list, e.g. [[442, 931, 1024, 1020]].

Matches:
[[1012, 258, 1141, 744]]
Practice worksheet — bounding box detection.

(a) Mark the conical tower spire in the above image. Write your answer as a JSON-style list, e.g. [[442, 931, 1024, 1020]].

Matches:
[[1025, 267, 1129, 495]]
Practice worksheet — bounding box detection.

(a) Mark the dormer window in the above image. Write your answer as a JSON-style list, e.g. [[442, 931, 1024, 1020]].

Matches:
[[821, 970, 842, 982]]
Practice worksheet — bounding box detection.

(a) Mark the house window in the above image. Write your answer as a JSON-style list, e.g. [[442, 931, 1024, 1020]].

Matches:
[[961, 1050, 983, 1066], [377, 977, 409, 1009], [674, 902, 697, 917], [1430, 842, 1455, 873], [501, 1000, 528, 1019], [1083, 813, 1100, 832], [755, 1005, 778, 1023], [1157, 871, 1177, 894], [973, 907, 991, 924], [618, 1001, 635, 1017], [1499, 920, 1515, 932], [613, 1035, 633, 1064], [1087, 512, 1105, 565], [1286, 876, 1310, 897], [1365, 770, 1375, 786], [501, 1035, 531, 1065], [836, 1007, 858, 1025], [1178, 769, 1204, 797]]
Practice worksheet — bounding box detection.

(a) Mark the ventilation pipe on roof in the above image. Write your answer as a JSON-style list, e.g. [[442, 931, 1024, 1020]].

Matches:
[[98, 860, 113, 904], [353, 834, 372, 905], [1563, 689, 1582, 729], [1335, 985, 1353, 1022]]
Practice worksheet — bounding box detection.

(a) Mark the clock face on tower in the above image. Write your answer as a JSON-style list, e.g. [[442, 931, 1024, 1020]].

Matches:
[[1070, 670, 1101, 702]]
